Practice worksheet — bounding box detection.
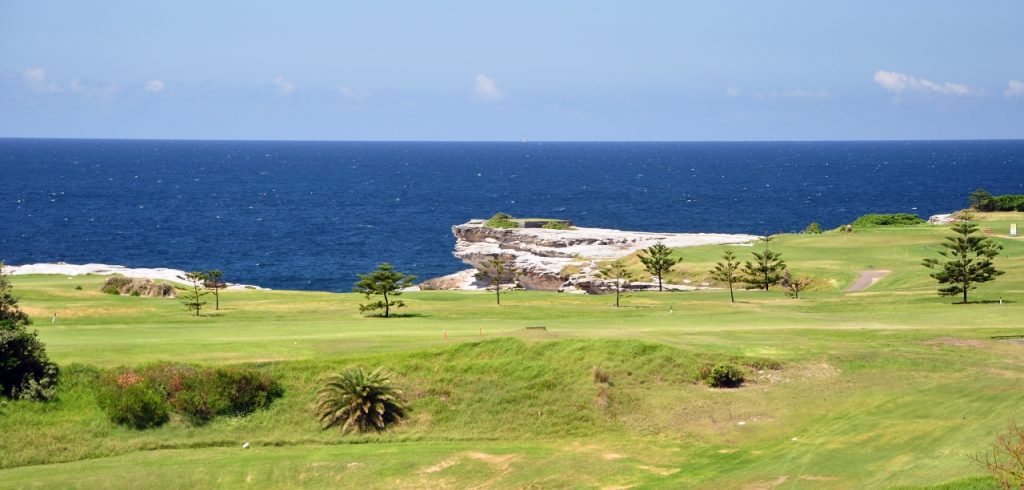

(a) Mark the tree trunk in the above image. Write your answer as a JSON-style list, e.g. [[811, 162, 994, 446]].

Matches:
[[728, 281, 734, 303], [496, 286, 501, 306], [962, 286, 968, 304], [615, 282, 620, 307], [657, 274, 663, 292], [383, 291, 389, 317]]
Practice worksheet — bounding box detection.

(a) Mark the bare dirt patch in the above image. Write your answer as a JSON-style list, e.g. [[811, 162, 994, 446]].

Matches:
[[744, 475, 788, 489], [923, 337, 988, 348], [846, 270, 890, 292]]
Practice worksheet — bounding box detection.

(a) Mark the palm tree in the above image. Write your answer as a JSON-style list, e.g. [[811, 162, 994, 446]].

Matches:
[[315, 367, 407, 434]]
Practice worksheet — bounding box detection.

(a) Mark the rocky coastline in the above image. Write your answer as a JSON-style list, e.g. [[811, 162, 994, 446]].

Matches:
[[419, 220, 760, 294]]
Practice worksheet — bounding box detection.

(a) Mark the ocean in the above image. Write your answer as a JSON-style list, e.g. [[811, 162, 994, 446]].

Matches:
[[2, 139, 1022, 291]]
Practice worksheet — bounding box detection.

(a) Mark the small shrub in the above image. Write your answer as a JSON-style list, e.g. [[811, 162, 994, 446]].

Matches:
[[745, 358, 782, 371], [316, 367, 407, 434], [697, 363, 714, 382], [975, 423, 1024, 489], [74, 285, 83, 290], [98, 373, 170, 429], [100, 276, 132, 295], [486, 212, 518, 229], [594, 384, 611, 410], [802, 222, 823, 234], [98, 364, 282, 428], [850, 213, 925, 227], [706, 363, 745, 388], [542, 220, 574, 230]]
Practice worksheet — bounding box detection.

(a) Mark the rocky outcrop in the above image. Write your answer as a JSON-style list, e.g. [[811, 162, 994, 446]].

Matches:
[[432, 220, 760, 293], [100, 276, 177, 298]]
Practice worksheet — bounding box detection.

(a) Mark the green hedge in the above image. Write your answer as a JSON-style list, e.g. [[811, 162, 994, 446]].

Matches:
[[851, 213, 925, 227]]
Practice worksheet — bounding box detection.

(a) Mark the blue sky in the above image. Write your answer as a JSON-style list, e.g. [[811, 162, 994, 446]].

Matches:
[[1, 1, 1022, 141]]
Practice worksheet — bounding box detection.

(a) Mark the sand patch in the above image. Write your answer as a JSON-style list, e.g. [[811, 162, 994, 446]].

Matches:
[[847, 270, 890, 292], [637, 465, 679, 476], [603, 453, 626, 460], [744, 476, 788, 489], [419, 452, 520, 475]]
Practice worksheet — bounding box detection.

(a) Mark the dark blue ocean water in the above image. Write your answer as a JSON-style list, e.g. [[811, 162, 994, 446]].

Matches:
[[2, 139, 1022, 291]]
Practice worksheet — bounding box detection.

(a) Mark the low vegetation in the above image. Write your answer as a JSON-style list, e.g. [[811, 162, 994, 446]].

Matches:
[[970, 188, 1024, 212], [98, 364, 282, 428], [100, 276, 176, 298], [851, 213, 926, 227], [485, 212, 518, 228], [0, 263, 59, 401]]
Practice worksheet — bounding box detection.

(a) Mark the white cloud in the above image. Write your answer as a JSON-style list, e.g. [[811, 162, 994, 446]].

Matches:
[[725, 87, 741, 97], [873, 70, 976, 96], [22, 67, 62, 93], [273, 75, 294, 95], [69, 78, 120, 99], [338, 83, 371, 102], [471, 74, 504, 102], [1005, 80, 1024, 99], [144, 80, 165, 93]]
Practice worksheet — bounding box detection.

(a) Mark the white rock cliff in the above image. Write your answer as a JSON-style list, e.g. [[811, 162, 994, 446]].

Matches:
[[420, 220, 760, 293]]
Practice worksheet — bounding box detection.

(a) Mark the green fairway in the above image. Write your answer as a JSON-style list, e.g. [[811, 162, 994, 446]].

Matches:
[[3, 215, 1024, 488]]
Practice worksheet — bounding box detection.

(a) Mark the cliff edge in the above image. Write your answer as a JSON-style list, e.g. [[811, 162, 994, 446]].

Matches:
[[420, 220, 760, 293]]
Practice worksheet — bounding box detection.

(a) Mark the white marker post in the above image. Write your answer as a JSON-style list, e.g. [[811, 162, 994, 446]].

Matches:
[[1011, 223, 1017, 237]]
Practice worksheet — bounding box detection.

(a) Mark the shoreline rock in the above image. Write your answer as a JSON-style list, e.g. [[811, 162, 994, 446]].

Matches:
[[427, 220, 760, 293], [1, 262, 267, 290]]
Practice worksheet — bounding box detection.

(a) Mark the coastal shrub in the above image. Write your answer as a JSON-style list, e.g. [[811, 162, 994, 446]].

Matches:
[[851, 213, 925, 227], [542, 220, 574, 230], [99, 364, 282, 427], [1, 264, 60, 401], [802, 222, 823, 234], [970, 188, 1024, 211], [706, 363, 745, 388], [486, 212, 518, 229], [100, 276, 133, 295], [97, 372, 170, 429], [315, 367, 407, 434]]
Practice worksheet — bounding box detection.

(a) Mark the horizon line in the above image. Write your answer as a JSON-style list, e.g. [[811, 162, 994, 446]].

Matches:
[[2, 136, 1023, 144]]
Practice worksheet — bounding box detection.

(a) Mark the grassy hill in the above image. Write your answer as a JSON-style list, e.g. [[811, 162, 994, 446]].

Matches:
[[2, 213, 1024, 488]]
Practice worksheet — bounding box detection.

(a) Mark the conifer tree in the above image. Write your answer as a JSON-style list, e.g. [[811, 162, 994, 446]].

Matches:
[[475, 256, 516, 305], [922, 221, 1003, 303], [354, 263, 416, 317], [599, 261, 633, 307], [742, 237, 786, 291], [709, 250, 741, 303], [179, 271, 209, 317], [638, 243, 681, 292]]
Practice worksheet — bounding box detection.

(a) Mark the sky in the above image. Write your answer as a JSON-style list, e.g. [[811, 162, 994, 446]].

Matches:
[[1, 1, 1022, 141]]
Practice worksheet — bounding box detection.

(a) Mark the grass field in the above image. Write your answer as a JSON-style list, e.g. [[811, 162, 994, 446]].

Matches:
[[3, 214, 1024, 488]]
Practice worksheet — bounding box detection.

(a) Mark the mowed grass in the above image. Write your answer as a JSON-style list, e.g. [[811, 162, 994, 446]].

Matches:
[[3, 214, 1024, 489]]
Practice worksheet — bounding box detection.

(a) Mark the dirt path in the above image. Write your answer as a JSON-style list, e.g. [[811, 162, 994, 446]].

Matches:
[[846, 270, 890, 292]]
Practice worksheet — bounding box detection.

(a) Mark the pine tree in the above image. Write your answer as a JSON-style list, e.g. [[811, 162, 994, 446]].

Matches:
[[709, 250, 741, 303], [598, 261, 633, 307], [178, 271, 209, 317], [204, 269, 225, 310], [922, 221, 1003, 303], [354, 263, 416, 318], [742, 238, 786, 291], [475, 257, 516, 305], [638, 243, 681, 292]]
